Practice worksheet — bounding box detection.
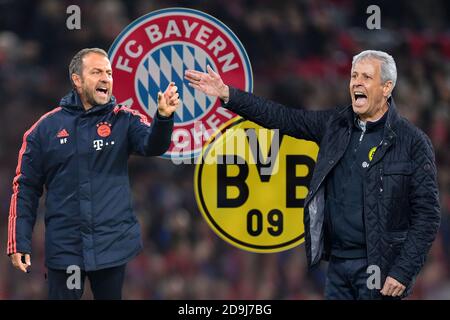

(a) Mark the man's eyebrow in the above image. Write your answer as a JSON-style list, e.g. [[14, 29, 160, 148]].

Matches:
[[91, 67, 111, 72], [351, 71, 373, 76]]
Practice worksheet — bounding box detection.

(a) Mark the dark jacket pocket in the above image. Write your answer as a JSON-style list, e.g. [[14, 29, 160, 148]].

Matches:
[[383, 162, 413, 175], [383, 162, 413, 199], [386, 230, 408, 244]]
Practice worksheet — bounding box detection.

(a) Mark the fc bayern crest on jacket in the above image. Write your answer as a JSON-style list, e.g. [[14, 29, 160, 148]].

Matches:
[[109, 8, 253, 160]]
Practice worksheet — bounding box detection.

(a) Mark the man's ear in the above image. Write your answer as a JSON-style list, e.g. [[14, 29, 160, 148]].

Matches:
[[71, 73, 82, 89], [383, 80, 393, 98]]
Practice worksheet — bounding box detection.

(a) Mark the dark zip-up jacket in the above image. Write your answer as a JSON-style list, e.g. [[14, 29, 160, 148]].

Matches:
[[223, 87, 440, 298], [7, 90, 174, 271], [325, 111, 386, 259]]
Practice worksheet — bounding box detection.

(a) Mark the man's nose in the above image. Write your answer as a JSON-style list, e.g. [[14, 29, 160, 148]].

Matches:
[[100, 73, 111, 83], [352, 76, 364, 87], [352, 80, 363, 88]]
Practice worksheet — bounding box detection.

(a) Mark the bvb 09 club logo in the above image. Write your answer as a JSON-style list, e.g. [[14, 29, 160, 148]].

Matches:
[[108, 8, 252, 159], [195, 118, 319, 253]]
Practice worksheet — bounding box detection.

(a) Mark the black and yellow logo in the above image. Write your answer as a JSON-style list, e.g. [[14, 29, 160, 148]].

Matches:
[[194, 118, 319, 253], [368, 146, 377, 161]]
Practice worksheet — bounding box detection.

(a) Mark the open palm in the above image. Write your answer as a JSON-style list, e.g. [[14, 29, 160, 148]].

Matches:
[[184, 65, 229, 100]]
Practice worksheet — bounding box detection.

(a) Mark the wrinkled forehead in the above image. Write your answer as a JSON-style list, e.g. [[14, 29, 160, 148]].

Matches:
[[82, 52, 112, 71], [351, 57, 381, 75]]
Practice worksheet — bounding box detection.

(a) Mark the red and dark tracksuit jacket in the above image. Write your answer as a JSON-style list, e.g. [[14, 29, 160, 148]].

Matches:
[[7, 90, 174, 271]]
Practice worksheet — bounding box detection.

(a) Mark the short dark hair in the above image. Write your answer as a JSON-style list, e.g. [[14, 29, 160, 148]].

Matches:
[[69, 48, 108, 87]]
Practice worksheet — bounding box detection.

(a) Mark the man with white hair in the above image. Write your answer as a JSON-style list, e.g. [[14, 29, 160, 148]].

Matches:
[[185, 50, 440, 299]]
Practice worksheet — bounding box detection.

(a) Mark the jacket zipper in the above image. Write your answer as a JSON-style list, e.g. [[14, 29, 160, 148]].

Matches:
[[380, 166, 383, 194], [307, 127, 352, 204]]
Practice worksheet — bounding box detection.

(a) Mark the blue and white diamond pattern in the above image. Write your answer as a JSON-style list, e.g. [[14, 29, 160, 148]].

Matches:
[[135, 43, 217, 124]]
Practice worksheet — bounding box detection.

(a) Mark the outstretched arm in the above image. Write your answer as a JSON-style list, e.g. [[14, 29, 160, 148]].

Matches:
[[185, 66, 333, 143]]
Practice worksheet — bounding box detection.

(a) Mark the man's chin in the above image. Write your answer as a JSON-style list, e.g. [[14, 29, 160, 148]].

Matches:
[[352, 104, 367, 115], [94, 97, 110, 106]]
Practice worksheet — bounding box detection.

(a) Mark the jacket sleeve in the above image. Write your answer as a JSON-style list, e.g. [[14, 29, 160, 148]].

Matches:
[[7, 130, 44, 255], [223, 87, 334, 143], [388, 132, 441, 286], [128, 110, 174, 156]]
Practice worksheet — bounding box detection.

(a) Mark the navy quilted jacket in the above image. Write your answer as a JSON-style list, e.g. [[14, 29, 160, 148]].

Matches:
[[7, 90, 174, 271], [224, 87, 441, 298]]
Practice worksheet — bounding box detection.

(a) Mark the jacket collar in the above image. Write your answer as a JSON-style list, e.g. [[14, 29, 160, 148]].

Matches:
[[384, 96, 400, 137], [353, 109, 387, 132], [338, 96, 400, 139], [60, 90, 116, 114]]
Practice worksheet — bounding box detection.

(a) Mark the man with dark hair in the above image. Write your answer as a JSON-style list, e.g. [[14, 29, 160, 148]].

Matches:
[[7, 48, 180, 299], [185, 50, 441, 299]]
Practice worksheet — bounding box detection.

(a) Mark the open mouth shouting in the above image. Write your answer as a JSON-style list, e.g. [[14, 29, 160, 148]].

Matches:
[[354, 91, 368, 108], [95, 86, 109, 99]]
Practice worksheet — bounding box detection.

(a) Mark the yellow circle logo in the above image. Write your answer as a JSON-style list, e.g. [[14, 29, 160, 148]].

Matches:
[[194, 118, 319, 253], [369, 146, 377, 161]]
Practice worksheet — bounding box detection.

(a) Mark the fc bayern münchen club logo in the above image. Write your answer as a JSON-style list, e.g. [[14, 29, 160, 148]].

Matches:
[[109, 8, 253, 160]]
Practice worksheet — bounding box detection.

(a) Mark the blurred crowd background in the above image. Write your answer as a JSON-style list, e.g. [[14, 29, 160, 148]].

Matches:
[[0, 0, 449, 299]]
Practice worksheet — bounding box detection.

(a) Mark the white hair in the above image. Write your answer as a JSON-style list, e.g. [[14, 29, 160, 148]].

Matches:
[[352, 50, 397, 94]]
